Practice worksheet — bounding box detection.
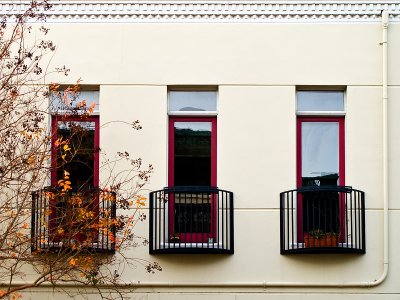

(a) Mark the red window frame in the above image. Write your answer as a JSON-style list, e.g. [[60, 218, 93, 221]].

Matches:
[[168, 117, 217, 243], [51, 115, 100, 188], [50, 115, 100, 242], [297, 117, 345, 241]]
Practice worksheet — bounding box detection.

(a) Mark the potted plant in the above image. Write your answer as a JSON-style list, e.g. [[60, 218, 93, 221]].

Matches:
[[325, 232, 339, 247], [304, 230, 339, 248], [304, 229, 325, 248], [169, 233, 180, 243]]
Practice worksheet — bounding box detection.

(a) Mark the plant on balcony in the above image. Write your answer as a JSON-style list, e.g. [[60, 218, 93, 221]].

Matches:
[[169, 233, 180, 243], [304, 230, 339, 248], [325, 232, 339, 247], [304, 229, 325, 247]]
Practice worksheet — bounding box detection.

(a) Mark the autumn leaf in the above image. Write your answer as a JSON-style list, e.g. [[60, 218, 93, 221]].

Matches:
[[68, 258, 77, 267], [49, 83, 60, 91]]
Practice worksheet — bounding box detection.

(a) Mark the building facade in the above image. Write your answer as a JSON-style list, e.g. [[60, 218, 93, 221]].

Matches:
[[7, 0, 400, 299]]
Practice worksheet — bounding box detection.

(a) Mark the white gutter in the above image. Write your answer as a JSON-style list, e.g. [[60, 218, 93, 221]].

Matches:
[[4, 11, 391, 292]]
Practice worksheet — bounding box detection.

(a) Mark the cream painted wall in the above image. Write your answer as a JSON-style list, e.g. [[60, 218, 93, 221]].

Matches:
[[46, 23, 383, 86], [21, 16, 400, 298], [77, 83, 387, 293]]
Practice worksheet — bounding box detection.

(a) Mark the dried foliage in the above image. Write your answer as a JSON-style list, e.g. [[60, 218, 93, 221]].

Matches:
[[0, 2, 158, 299]]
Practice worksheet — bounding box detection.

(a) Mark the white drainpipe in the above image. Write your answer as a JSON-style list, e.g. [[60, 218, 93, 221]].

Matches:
[[4, 11, 390, 291]]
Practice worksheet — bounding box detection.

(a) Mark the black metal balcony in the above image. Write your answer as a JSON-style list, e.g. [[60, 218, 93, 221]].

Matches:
[[280, 186, 365, 254], [31, 187, 116, 253], [149, 186, 234, 254]]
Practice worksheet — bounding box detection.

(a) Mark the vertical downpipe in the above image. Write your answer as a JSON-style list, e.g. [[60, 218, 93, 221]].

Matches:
[[381, 10, 389, 279]]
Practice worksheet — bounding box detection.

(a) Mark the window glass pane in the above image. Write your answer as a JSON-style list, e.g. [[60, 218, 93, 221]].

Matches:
[[56, 121, 96, 189], [174, 122, 212, 186], [51, 91, 99, 112], [169, 91, 217, 112], [302, 122, 339, 186], [297, 91, 344, 112]]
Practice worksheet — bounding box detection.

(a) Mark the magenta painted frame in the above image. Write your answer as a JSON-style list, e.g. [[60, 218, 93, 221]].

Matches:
[[296, 117, 345, 242], [51, 115, 100, 188], [168, 117, 217, 243], [50, 115, 100, 241]]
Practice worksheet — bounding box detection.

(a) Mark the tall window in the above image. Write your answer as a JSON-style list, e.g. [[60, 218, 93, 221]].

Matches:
[[168, 90, 217, 242], [50, 90, 100, 242], [51, 116, 99, 189], [50, 90, 100, 189], [296, 90, 345, 238]]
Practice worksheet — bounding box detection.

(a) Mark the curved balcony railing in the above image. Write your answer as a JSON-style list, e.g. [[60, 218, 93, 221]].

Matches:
[[280, 186, 365, 254], [31, 187, 116, 253], [149, 186, 234, 254]]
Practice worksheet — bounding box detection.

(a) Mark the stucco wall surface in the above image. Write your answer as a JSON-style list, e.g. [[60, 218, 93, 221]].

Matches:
[[14, 16, 400, 299], [46, 23, 385, 86]]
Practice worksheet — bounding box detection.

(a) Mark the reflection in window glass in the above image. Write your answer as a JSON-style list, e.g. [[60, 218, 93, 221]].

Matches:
[[169, 91, 217, 112], [56, 121, 96, 189], [297, 91, 344, 112], [51, 91, 100, 112], [174, 122, 212, 186], [302, 122, 339, 186]]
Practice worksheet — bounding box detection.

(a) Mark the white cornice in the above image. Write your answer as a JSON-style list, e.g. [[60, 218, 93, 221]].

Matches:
[[2, 1, 400, 23]]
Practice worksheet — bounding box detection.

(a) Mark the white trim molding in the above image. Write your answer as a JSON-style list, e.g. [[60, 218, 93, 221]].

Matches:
[[1, 1, 400, 23]]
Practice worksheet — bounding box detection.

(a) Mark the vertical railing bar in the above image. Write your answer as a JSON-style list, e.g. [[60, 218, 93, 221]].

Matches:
[[104, 192, 107, 251], [291, 191, 294, 250], [158, 191, 161, 250], [344, 189, 349, 248], [202, 192, 205, 249], [287, 192, 290, 251], [219, 190, 222, 249], [230, 191, 234, 253], [225, 190, 228, 250], [149, 191, 154, 252], [157, 191, 160, 250], [305, 191, 309, 245], [354, 191, 358, 249], [224, 190, 227, 250], [286, 192, 289, 251], [358, 190, 362, 250], [112, 191, 117, 252], [164, 191, 167, 250], [361, 191, 366, 252], [163, 191, 166, 250], [358, 191, 361, 250], [43, 190, 46, 250], [217, 190, 223, 249], [280, 192, 284, 253], [324, 191, 326, 241], [156, 191, 159, 251], [31, 192, 36, 252], [37, 190, 41, 252], [185, 191, 188, 245], [161, 190, 164, 250], [355, 191, 361, 249], [159, 191, 162, 250], [203, 191, 206, 249], [350, 190, 353, 249]]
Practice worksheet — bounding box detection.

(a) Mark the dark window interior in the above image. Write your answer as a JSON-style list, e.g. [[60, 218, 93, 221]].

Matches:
[[56, 121, 96, 190], [174, 125, 211, 186]]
